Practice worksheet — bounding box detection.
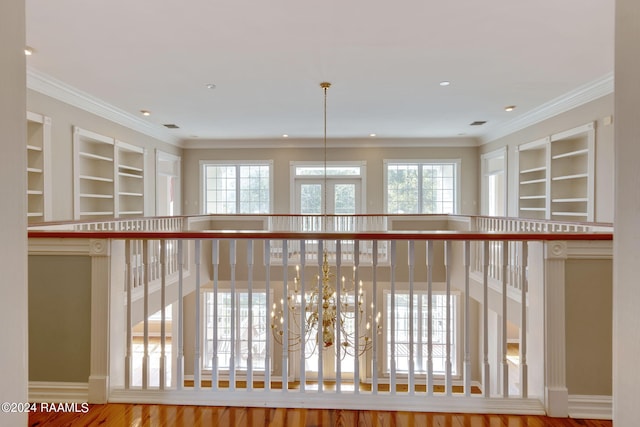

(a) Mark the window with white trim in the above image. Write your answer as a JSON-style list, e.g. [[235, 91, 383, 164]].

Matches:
[[385, 160, 460, 214], [203, 291, 268, 371], [201, 162, 272, 214], [385, 292, 457, 375]]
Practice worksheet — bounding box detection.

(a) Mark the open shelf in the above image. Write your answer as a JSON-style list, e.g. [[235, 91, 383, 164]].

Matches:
[[26, 112, 52, 222]]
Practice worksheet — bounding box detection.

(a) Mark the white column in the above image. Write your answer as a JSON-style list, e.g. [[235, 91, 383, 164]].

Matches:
[[614, 1, 640, 423], [89, 239, 112, 403], [544, 241, 568, 417], [0, 1, 27, 425]]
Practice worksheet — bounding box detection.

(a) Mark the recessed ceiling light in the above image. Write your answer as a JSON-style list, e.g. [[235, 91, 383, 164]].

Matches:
[[439, 81, 451, 86], [282, 134, 289, 138], [24, 46, 34, 56], [470, 120, 487, 126], [504, 105, 516, 112], [206, 83, 216, 90], [369, 133, 377, 137], [140, 110, 151, 116]]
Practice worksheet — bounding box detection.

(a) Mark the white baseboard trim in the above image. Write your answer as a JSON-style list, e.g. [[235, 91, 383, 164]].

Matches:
[[29, 381, 89, 403], [568, 394, 612, 420]]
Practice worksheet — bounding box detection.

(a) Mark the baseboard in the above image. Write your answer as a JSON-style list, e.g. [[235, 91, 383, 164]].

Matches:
[[568, 394, 612, 420], [29, 381, 89, 403]]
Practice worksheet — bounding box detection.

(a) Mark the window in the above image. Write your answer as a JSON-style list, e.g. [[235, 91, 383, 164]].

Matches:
[[203, 291, 268, 371], [385, 160, 459, 214], [201, 161, 272, 214], [385, 292, 457, 375]]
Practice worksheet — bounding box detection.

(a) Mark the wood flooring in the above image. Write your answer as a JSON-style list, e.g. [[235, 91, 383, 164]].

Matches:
[[28, 403, 613, 427]]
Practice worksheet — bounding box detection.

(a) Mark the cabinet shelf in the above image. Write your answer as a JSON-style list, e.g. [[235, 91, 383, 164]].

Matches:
[[79, 151, 113, 162], [118, 172, 143, 179], [119, 211, 144, 215], [79, 174, 114, 183], [119, 192, 143, 197], [28, 212, 44, 217], [27, 144, 42, 152], [552, 198, 588, 203], [520, 178, 547, 185], [80, 193, 114, 199], [79, 211, 115, 216], [552, 212, 589, 217], [520, 207, 547, 212], [119, 164, 143, 173], [27, 190, 43, 195], [551, 148, 589, 160], [520, 195, 546, 200], [520, 166, 547, 174], [552, 173, 588, 181], [27, 167, 43, 174]]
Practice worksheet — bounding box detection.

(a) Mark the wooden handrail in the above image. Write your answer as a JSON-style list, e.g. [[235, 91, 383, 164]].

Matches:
[[28, 229, 612, 241]]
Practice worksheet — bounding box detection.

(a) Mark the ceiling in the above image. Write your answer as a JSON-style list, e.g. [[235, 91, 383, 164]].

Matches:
[[25, 0, 614, 145]]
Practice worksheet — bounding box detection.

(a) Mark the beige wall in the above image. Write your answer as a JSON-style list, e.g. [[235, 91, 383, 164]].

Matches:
[[28, 255, 92, 382], [0, 0, 28, 422], [27, 90, 182, 221], [182, 144, 479, 215], [480, 94, 615, 223], [565, 259, 612, 396]]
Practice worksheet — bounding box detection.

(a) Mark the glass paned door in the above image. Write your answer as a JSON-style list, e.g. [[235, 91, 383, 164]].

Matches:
[[295, 179, 361, 216]]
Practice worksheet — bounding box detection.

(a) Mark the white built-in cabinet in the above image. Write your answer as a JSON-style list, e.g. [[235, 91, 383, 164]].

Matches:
[[27, 111, 52, 223], [517, 122, 595, 221], [73, 126, 145, 219], [116, 141, 145, 217]]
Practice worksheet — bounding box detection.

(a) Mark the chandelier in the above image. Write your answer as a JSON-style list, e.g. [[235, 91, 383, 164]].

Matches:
[[270, 82, 381, 358]]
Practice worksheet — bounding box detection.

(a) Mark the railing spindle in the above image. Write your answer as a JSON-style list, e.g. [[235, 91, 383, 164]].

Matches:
[[501, 240, 509, 397], [520, 241, 528, 398], [426, 240, 434, 396], [483, 240, 490, 397], [281, 239, 289, 392], [335, 240, 342, 392], [211, 239, 219, 391], [142, 240, 150, 389], [247, 239, 254, 391], [229, 239, 237, 391], [408, 240, 415, 395], [176, 240, 184, 390], [371, 240, 379, 394], [194, 240, 202, 390], [444, 240, 452, 396], [125, 240, 132, 390], [390, 240, 397, 395], [264, 240, 271, 392], [299, 240, 306, 392], [160, 240, 166, 390], [463, 240, 471, 396]]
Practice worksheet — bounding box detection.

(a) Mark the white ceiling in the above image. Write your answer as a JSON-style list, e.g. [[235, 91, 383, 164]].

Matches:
[[25, 0, 614, 144]]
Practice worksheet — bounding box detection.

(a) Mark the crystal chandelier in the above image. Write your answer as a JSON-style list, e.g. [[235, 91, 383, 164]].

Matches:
[[270, 82, 381, 357]]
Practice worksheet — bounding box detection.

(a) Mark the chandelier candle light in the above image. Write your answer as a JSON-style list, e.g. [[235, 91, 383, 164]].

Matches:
[[270, 82, 381, 359]]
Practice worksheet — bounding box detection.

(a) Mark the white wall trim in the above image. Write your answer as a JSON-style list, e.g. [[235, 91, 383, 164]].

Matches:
[[109, 389, 546, 414], [568, 394, 612, 420], [481, 73, 614, 144], [29, 381, 89, 403], [27, 67, 182, 147]]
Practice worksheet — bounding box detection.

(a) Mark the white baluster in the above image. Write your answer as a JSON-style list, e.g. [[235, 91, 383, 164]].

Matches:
[[353, 240, 360, 394], [463, 241, 471, 396], [444, 240, 452, 396], [263, 240, 271, 392], [502, 240, 509, 397], [282, 239, 289, 392], [211, 239, 219, 391], [483, 240, 490, 397], [247, 240, 254, 391], [142, 240, 150, 389], [229, 240, 237, 391], [371, 240, 379, 394], [520, 241, 529, 398], [390, 240, 397, 395], [176, 240, 184, 390], [408, 240, 415, 395], [125, 240, 132, 390], [335, 240, 342, 393], [160, 240, 166, 390], [299, 240, 306, 392], [194, 240, 202, 390], [317, 240, 324, 392], [426, 240, 434, 396]]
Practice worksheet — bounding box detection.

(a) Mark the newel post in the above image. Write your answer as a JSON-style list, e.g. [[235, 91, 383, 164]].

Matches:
[[88, 238, 124, 403], [544, 241, 568, 417]]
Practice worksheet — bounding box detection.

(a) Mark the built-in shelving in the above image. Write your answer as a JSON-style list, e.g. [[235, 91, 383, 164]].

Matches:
[[549, 122, 595, 221], [516, 122, 595, 222], [27, 112, 52, 223], [73, 128, 147, 219], [116, 140, 145, 218], [517, 137, 549, 220]]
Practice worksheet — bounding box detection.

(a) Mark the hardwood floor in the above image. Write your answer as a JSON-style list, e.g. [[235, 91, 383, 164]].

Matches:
[[28, 404, 613, 427]]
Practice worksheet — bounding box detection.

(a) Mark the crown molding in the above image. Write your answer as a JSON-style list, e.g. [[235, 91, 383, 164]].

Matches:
[[182, 136, 480, 150], [480, 73, 614, 144], [26, 67, 182, 147]]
